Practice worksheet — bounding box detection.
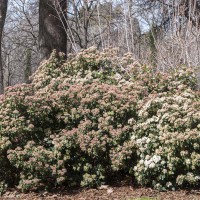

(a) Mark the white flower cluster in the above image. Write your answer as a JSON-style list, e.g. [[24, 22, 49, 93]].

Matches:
[[134, 155, 161, 171], [132, 88, 200, 190]]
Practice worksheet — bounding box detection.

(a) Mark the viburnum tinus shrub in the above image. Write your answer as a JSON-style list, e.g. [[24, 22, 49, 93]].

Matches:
[[130, 64, 197, 93], [30, 47, 140, 92], [48, 80, 144, 187], [132, 87, 200, 190], [0, 47, 147, 191], [9, 80, 145, 190], [0, 47, 199, 192], [0, 84, 35, 187], [8, 142, 58, 192]]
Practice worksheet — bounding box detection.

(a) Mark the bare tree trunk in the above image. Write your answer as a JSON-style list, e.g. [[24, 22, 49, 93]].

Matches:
[[39, 0, 67, 61], [0, 0, 8, 94], [24, 48, 32, 84], [179, 0, 200, 89]]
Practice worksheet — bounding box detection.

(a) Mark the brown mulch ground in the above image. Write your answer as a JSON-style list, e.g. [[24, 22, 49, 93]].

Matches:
[[1, 186, 200, 200]]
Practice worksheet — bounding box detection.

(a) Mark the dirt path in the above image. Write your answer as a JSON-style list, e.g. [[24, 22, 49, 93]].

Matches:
[[1, 186, 200, 200]]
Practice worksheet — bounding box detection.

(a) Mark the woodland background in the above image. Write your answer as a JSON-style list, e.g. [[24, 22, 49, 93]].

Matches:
[[0, 0, 200, 93], [0, 0, 199, 195]]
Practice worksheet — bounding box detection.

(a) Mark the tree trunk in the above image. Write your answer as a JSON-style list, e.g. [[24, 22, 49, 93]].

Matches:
[[0, 0, 8, 94], [24, 49, 32, 84], [39, 0, 67, 61], [148, 24, 157, 67], [179, 0, 200, 89]]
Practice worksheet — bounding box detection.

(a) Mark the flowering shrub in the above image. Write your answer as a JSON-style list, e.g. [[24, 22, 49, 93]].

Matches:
[[0, 47, 199, 193], [133, 88, 200, 190]]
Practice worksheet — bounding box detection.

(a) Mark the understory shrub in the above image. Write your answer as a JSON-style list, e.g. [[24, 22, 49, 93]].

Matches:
[[133, 88, 200, 190], [0, 47, 199, 192]]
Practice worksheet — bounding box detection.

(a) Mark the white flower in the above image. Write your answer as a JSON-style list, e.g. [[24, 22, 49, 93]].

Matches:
[[149, 162, 155, 168], [162, 169, 167, 174], [161, 161, 166, 165], [136, 139, 142, 144], [166, 182, 172, 188], [114, 73, 122, 80], [152, 155, 161, 163], [134, 166, 138, 171], [128, 118, 134, 125], [145, 155, 150, 160], [131, 135, 136, 140], [185, 159, 191, 165], [155, 183, 161, 189], [139, 159, 144, 165], [144, 160, 151, 167], [146, 138, 151, 143]]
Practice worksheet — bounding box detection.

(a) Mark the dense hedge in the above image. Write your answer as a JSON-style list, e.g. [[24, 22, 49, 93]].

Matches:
[[0, 47, 199, 193]]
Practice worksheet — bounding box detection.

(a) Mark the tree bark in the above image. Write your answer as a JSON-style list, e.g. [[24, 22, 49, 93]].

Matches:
[[180, 0, 200, 89], [39, 0, 67, 61], [0, 0, 8, 94], [24, 48, 32, 84]]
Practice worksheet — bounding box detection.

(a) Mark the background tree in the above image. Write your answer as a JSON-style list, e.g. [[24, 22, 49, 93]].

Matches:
[[0, 0, 8, 94], [0, 0, 199, 89], [2, 0, 39, 86], [39, 0, 67, 60]]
